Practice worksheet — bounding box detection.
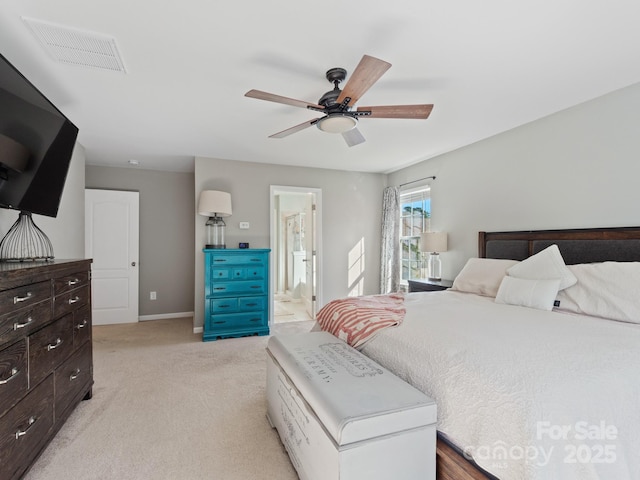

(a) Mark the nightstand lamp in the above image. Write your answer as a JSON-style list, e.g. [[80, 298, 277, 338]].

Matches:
[[420, 232, 448, 281], [198, 190, 232, 249]]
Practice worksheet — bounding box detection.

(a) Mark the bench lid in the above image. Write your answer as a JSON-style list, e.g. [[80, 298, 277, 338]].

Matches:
[[267, 331, 436, 446]]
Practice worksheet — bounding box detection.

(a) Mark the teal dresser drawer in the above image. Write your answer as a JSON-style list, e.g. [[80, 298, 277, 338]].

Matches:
[[211, 298, 238, 313], [203, 249, 270, 341], [209, 281, 265, 296], [238, 296, 265, 311], [205, 311, 268, 340], [210, 254, 266, 265]]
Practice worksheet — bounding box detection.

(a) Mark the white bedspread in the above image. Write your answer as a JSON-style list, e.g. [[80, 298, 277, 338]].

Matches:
[[356, 290, 640, 480]]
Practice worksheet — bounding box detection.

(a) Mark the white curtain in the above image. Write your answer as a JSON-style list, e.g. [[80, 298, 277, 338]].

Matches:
[[380, 186, 400, 293]]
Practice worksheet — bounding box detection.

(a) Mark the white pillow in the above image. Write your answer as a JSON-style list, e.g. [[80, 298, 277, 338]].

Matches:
[[555, 262, 640, 324], [451, 258, 520, 297], [507, 244, 577, 290], [495, 277, 561, 311]]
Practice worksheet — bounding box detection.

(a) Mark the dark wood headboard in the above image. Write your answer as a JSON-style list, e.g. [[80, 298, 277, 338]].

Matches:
[[479, 226, 640, 264]]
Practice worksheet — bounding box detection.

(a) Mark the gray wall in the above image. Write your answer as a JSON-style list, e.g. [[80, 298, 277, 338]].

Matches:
[[194, 157, 386, 330], [0, 143, 86, 259], [86, 166, 195, 317], [388, 81, 640, 281], [6, 81, 637, 327]]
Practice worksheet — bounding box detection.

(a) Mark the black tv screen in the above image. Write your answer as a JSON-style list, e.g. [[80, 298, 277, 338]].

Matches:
[[0, 52, 79, 218]]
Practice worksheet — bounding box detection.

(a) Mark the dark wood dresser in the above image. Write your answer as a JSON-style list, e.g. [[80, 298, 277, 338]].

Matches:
[[0, 259, 93, 480]]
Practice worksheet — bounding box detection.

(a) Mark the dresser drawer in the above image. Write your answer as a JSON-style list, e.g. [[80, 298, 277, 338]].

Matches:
[[29, 314, 74, 386], [55, 341, 92, 423], [54, 285, 90, 318], [210, 254, 266, 266], [211, 298, 239, 313], [53, 271, 90, 297], [211, 268, 231, 280], [209, 281, 265, 296], [0, 339, 28, 417], [0, 281, 50, 315], [238, 296, 265, 311], [73, 304, 92, 348], [0, 300, 51, 346], [207, 311, 267, 331], [0, 375, 54, 480]]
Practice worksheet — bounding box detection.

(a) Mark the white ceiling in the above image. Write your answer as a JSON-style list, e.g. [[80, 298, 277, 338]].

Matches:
[[1, 1, 640, 174]]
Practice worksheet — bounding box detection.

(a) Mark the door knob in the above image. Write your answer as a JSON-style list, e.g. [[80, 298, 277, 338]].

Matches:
[[131, 262, 136, 267]]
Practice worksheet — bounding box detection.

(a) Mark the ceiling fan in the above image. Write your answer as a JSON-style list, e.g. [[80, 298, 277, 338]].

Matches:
[[245, 54, 434, 147]]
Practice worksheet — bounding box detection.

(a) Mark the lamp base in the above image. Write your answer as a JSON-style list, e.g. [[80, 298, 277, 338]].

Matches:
[[205, 244, 226, 249], [428, 252, 442, 281], [0, 211, 54, 262]]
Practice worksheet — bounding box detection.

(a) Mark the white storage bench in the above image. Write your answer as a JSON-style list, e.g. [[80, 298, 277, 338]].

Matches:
[[266, 331, 437, 480]]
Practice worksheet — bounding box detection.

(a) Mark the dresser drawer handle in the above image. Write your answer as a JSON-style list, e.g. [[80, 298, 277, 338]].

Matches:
[[213, 321, 226, 324], [218, 305, 230, 308], [250, 259, 261, 262], [15, 416, 37, 439], [14, 316, 34, 330], [13, 292, 33, 304], [68, 296, 81, 305], [46, 338, 63, 351], [67, 278, 81, 286], [70, 368, 81, 381], [213, 287, 226, 291], [250, 286, 261, 289], [0, 367, 19, 385], [213, 259, 228, 263], [250, 318, 261, 322], [245, 303, 257, 307], [75, 319, 88, 330]]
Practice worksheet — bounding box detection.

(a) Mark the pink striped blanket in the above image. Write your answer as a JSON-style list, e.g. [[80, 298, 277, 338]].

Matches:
[[316, 293, 406, 349]]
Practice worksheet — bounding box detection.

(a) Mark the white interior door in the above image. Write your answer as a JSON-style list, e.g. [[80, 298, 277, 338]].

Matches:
[[302, 197, 316, 317], [85, 189, 139, 325]]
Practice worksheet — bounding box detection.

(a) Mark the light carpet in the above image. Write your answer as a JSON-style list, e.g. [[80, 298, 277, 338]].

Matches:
[[24, 318, 315, 480]]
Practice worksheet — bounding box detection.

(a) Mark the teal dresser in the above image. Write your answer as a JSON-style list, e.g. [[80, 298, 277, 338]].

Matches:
[[203, 248, 270, 341]]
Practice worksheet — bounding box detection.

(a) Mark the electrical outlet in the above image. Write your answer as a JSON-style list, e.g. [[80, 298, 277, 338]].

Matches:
[[150, 291, 157, 300], [239, 222, 250, 229]]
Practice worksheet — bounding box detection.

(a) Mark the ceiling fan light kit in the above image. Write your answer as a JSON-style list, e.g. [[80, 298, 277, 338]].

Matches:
[[245, 54, 433, 147], [317, 114, 358, 134]]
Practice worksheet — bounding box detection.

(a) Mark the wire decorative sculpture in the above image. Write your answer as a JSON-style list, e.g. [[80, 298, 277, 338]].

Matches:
[[0, 211, 54, 261]]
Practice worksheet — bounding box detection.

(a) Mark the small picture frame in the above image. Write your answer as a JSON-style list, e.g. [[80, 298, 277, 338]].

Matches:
[[239, 242, 249, 249]]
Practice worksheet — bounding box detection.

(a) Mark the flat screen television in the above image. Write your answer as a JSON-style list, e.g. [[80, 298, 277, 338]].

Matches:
[[0, 52, 79, 218]]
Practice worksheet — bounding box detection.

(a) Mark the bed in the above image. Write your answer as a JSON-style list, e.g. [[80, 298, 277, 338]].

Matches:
[[317, 227, 640, 480]]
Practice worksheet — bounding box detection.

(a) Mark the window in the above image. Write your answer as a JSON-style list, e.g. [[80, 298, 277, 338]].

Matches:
[[400, 187, 431, 284]]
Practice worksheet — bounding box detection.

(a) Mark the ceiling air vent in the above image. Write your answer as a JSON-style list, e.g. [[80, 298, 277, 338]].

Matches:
[[22, 17, 126, 73]]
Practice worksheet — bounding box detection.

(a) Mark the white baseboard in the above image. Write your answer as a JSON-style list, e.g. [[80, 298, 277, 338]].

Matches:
[[193, 326, 203, 334], [138, 312, 194, 322]]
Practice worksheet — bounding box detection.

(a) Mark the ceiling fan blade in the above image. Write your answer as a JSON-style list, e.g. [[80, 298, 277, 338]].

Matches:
[[336, 55, 391, 107], [357, 104, 434, 119], [245, 89, 325, 110], [342, 127, 366, 147], [269, 118, 320, 138]]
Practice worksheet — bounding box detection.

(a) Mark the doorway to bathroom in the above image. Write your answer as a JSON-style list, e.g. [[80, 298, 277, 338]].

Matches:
[[270, 186, 322, 324]]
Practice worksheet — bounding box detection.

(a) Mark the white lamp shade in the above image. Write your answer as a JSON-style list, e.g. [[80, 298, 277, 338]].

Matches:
[[420, 232, 448, 253], [198, 190, 232, 217]]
